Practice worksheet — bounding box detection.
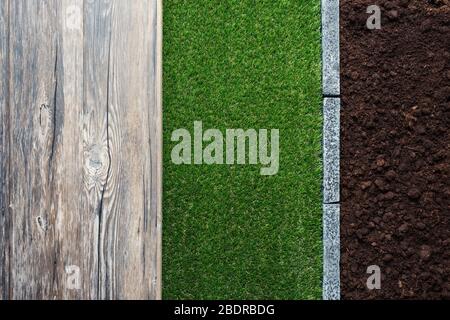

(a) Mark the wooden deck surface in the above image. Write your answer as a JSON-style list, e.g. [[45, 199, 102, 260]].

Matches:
[[0, 0, 162, 300]]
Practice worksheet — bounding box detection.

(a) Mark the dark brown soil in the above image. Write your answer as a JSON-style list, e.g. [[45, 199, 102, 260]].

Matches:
[[340, 0, 450, 299]]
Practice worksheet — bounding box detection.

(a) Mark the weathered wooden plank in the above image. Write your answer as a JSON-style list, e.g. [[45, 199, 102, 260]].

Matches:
[[3, 0, 162, 300], [58, 0, 98, 299], [93, 0, 162, 300], [9, 0, 61, 299], [82, 0, 113, 299], [0, 0, 10, 301]]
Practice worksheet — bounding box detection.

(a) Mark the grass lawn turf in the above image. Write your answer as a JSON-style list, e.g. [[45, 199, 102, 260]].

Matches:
[[163, 0, 322, 299]]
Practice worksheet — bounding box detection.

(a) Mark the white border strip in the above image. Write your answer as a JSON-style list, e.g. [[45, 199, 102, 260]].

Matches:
[[322, 0, 341, 300]]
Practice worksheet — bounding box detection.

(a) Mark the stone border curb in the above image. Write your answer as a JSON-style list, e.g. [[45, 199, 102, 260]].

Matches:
[[323, 203, 340, 300], [322, 0, 341, 300], [322, 0, 340, 96], [323, 98, 340, 204]]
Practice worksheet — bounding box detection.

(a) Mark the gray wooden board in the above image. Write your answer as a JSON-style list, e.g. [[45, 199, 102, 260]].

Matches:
[[0, 0, 10, 301], [0, 0, 162, 300]]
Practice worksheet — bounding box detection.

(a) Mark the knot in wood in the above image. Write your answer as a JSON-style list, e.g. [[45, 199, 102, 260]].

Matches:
[[84, 144, 110, 190]]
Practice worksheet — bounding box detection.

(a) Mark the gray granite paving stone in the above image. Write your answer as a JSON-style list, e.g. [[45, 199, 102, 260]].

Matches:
[[323, 203, 340, 300], [322, 0, 341, 301], [323, 98, 340, 204], [322, 0, 340, 96]]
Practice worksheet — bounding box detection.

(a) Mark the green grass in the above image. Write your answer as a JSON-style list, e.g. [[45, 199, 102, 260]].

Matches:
[[163, 0, 322, 299]]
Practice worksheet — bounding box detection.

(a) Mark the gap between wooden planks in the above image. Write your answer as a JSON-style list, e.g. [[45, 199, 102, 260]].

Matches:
[[0, 0, 162, 300]]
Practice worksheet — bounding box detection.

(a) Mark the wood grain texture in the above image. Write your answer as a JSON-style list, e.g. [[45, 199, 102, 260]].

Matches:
[[0, 0, 162, 300], [0, 0, 10, 301]]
